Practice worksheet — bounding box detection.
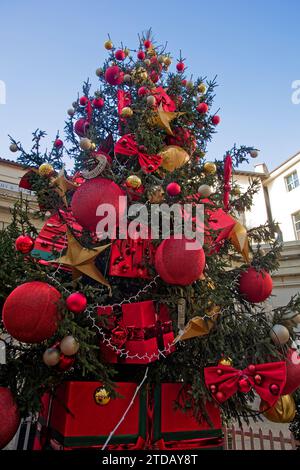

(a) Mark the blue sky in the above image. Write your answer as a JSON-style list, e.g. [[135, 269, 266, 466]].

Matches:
[[1, 0, 300, 171]]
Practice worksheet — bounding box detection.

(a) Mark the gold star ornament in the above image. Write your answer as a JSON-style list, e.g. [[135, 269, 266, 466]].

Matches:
[[150, 104, 184, 135], [52, 230, 111, 291], [51, 167, 79, 206]]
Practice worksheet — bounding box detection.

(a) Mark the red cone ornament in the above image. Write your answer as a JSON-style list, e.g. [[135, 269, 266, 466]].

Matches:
[[0, 387, 20, 449], [238, 267, 273, 303]]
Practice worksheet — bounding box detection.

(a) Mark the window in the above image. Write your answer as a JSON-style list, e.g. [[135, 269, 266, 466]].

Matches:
[[285, 170, 299, 192], [293, 211, 300, 240]]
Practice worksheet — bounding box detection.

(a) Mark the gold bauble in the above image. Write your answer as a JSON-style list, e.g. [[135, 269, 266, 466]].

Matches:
[[121, 107, 133, 117], [159, 145, 190, 172], [38, 163, 54, 177], [123, 74, 132, 83], [186, 81, 194, 90], [104, 40, 113, 50], [126, 175, 142, 189], [218, 357, 233, 366], [147, 185, 165, 203], [90, 142, 96, 151], [43, 348, 61, 366], [147, 95, 156, 107], [60, 335, 80, 356], [198, 83, 206, 94], [158, 55, 165, 64], [260, 395, 296, 423], [94, 387, 111, 405], [124, 47, 130, 57], [203, 162, 217, 175], [147, 47, 156, 57], [164, 57, 172, 66], [232, 187, 241, 196], [79, 138, 92, 151], [132, 67, 148, 83]]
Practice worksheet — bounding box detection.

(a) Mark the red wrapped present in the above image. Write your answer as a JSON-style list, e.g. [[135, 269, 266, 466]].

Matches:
[[153, 383, 223, 450], [109, 238, 156, 279], [48, 381, 147, 449], [98, 301, 175, 364]]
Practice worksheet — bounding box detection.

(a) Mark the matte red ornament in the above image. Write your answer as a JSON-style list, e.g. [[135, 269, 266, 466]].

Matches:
[[74, 118, 90, 137], [2, 282, 61, 343], [137, 50, 146, 60], [212, 115, 221, 125], [176, 62, 185, 72], [238, 267, 273, 303], [248, 364, 256, 373], [282, 349, 300, 394], [270, 383, 280, 395], [138, 86, 149, 96], [71, 177, 126, 233], [92, 97, 104, 109], [196, 102, 209, 114], [144, 39, 151, 49], [215, 391, 225, 401], [54, 138, 63, 148], [0, 387, 20, 449], [79, 96, 89, 106], [15, 235, 34, 254], [115, 49, 126, 61], [155, 236, 206, 286], [105, 65, 124, 85], [166, 182, 181, 196], [66, 292, 87, 314]]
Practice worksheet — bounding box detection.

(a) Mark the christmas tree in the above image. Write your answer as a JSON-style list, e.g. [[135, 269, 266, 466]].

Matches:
[[1, 30, 300, 450]]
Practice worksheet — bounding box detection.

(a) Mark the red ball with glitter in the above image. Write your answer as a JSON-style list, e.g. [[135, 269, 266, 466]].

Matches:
[[66, 292, 87, 314], [115, 49, 126, 61], [196, 102, 209, 114], [92, 97, 104, 109], [137, 50, 146, 60], [105, 65, 124, 85], [15, 235, 34, 254], [212, 115, 221, 125], [166, 182, 181, 196], [79, 96, 89, 106], [54, 138, 63, 148], [144, 40, 151, 49], [138, 86, 149, 96], [176, 62, 185, 72]]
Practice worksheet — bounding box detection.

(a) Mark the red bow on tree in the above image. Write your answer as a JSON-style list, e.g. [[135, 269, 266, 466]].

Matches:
[[115, 134, 162, 173], [151, 87, 176, 112], [223, 154, 232, 212], [204, 362, 287, 407]]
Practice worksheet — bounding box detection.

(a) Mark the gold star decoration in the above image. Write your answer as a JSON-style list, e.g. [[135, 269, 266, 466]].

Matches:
[[52, 230, 111, 291], [51, 167, 79, 206], [151, 104, 184, 136]]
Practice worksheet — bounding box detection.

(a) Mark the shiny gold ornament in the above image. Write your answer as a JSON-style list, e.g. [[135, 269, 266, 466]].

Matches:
[[123, 74, 132, 83], [151, 104, 184, 136], [147, 185, 165, 203], [121, 107, 133, 117], [282, 312, 300, 328], [124, 47, 130, 57], [80, 138, 92, 151], [174, 305, 220, 343], [43, 348, 61, 366], [126, 175, 142, 189], [38, 163, 54, 177], [132, 67, 148, 83], [158, 55, 165, 63], [164, 57, 172, 66], [198, 83, 206, 94], [90, 143, 97, 151], [260, 395, 296, 423], [203, 162, 217, 175], [186, 81, 194, 90], [228, 221, 250, 263], [159, 145, 190, 172], [104, 40, 113, 50], [147, 47, 156, 57], [144, 59, 151, 66], [60, 335, 80, 356], [52, 230, 111, 290], [147, 95, 156, 107], [50, 168, 79, 206], [232, 186, 241, 196], [219, 357, 233, 366], [94, 387, 111, 405]]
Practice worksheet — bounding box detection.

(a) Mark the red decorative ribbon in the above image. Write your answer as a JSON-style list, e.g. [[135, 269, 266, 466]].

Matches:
[[204, 362, 287, 407], [86, 99, 92, 123], [115, 134, 162, 173], [117, 90, 132, 115], [223, 154, 232, 212], [151, 87, 176, 112]]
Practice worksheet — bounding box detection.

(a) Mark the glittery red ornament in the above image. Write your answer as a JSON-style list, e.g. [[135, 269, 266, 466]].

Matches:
[[176, 62, 185, 72], [15, 235, 34, 254], [144, 40, 151, 49], [138, 86, 149, 96], [137, 50, 146, 60], [115, 49, 126, 61], [0, 387, 20, 449], [79, 96, 89, 106], [105, 65, 124, 85], [54, 138, 63, 148], [66, 292, 87, 314], [150, 71, 159, 83], [2, 282, 61, 343], [239, 267, 273, 303], [166, 182, 181, 196], [92, 97, 104, 109], [196, 102, 209, 114], [212, 115, 221, 125], [74, 118, 90, 137], [155, 236, 205, 286]]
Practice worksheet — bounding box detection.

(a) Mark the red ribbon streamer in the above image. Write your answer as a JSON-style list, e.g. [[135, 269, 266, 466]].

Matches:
[[223, 154, 232, 212], [151, 87, 176, 112], [204, 362, 287, 407], [115, 134, 162, 173]]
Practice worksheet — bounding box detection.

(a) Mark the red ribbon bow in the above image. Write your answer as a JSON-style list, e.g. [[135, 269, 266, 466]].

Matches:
[[151, 87, 176, 112], [115, 134, 162, 173], [223, 154, 232, 212], [204, 362, 287, 407]]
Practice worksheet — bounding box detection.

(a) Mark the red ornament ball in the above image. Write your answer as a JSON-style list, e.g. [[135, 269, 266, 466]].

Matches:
[[238, 267, 273, 303], [15, 235, 34, 254], [66, 292, 87, 314], [155, 236, 206, 286], [167, 127, 196, 152], [92, 97, 104, 109], [0, 387, 20, 449], [79, 96, 89, 106], [144, 40, 151, 49], [115, 49, 126, 61], [150, 71, 159, 83], [212, 115, 221, 125], [176, 62, 185, 72], [181, 79, 187, 86], [54, 138, 63, 148], [282, 349, 300, 394], [74, 118, 90, 137], [71, 177, 126, 233], [166, 182, 181, 196], [196, 102, 209, 114], [57, 354, 75, 371], [137, 50, 146, 60], [2, 282, 61, 343], [105, 65, 124, 85], [138, 86, 149, 96]]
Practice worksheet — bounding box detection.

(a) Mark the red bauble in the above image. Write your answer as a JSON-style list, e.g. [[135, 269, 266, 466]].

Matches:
[[282, 349, 300, 394], [54, 138, 63, 148], [105, 65, 124, 85], [238, 377, 252, 393], [92, 97, 104, 109], [74, 118, 90, 137], [212, 115, 221, 125], [155, 236, 205, 286], [144, 40, 151, 49], [176, 62, 185, 72], [166, 182, 181, 196], [71, 177, 126, 233], [150, 71, 159, 83], [15, 235, 34, 254], [66, 292, 87, 314], [167, 127, 196, 151], [0, 387, 20, 449], [238, 267, 273, 303], [2, 282, 61, 343], [137, 50, 146, 60], [196, 102, 209, 114], [57, 354, 75, 371], [79, 96, 88, 106], [181, 79, 187, 86], [115, 49, 126, 61], [138, 86, 149, 96]]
